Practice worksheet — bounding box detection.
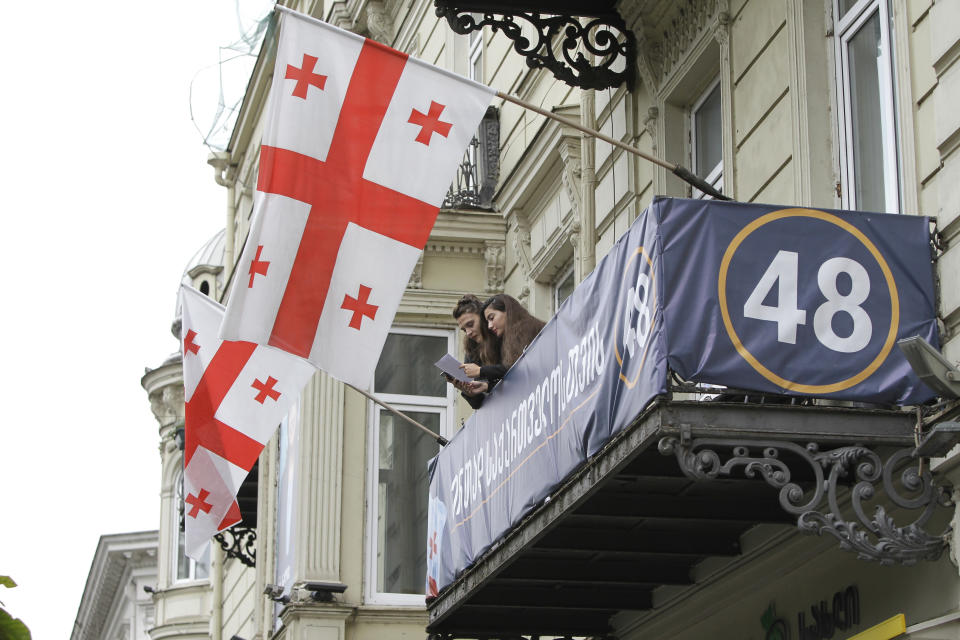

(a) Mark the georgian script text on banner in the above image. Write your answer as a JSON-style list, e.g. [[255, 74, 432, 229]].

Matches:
[[426, 212, 667, 595]]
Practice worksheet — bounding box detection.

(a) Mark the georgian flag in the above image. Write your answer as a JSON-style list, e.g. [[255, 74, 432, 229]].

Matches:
[[180, 285, 314, 560], [220, 7, 495, 388]]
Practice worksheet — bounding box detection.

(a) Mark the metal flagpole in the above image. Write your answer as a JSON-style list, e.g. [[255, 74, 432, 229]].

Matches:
[[348, 384, 449, 446], [496, 90, 731, 201]]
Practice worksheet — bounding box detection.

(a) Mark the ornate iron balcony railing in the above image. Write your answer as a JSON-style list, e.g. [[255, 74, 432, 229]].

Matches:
[[443, 106, 499, 210]]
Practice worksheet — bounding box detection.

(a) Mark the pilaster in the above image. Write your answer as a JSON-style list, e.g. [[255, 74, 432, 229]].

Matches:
[[294, 371, 345, 583]]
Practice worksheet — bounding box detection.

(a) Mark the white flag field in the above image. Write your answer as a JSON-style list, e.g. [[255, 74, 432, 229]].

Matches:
[[179, 9, 493, 555], [220, 6, 495, 387], [180, 285, 314, 559]]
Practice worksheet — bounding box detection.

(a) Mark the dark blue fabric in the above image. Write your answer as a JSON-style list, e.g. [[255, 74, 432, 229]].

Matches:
[[656, 198, 937, 404], [427, 206, 667, 594], [427, 197, 938, 595]]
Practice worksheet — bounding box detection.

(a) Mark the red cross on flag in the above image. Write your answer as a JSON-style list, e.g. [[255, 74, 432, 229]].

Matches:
[[180, 285, 315, 560], [219, 7, 495, 388]]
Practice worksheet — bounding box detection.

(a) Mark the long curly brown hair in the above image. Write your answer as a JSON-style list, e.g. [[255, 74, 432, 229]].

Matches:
[[453, 294, 501, 365], [482, 294, 545, 367]]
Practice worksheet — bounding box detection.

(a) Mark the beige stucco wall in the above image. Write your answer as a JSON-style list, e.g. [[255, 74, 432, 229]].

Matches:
[[182, 0, 960, 637]]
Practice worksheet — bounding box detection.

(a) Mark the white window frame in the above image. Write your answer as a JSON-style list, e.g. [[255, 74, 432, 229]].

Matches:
[[690, 76, 723, 199], [364, 326, 456, 605], [834, 0, 900, 213], [468, 14, 483, 83], [171, 466, 210, 584], [553, 262, 575, 313]]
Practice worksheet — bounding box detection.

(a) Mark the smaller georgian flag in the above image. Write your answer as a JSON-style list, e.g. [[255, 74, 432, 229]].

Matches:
[[180, 285, 315, 559]]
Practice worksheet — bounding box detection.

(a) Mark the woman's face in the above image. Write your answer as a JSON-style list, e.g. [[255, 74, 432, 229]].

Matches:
[[457, 311, 483, 342], [485, 308, 506, 337]]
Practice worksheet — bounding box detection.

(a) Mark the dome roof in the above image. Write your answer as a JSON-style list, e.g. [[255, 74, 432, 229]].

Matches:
[[181, 228, 226, 285], [171, 229, 227, 337]]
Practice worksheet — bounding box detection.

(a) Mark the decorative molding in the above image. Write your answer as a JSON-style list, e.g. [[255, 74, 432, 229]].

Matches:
[[621, 7, 662, 91], [558, 133, 583, 218], [424, 242, 486, 256], [434, 3, 636, 90], [327, 1, 355, 31], [567, 219, 582, 251], [623, 0, 722, 91], [510, 213, 533, 279], [658, 436, 953, 565], [365, 0, 393, 43], [408, 254, 424, 289], [643, 106, 659, 149], [483, 241, 505, 292], [659, 0, 719, 81], [517, 285, 531, 307]]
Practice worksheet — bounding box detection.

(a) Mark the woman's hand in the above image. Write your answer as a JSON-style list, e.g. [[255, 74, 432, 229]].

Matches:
[[460, 362, 482, 378], [462, 381, 488, 396]]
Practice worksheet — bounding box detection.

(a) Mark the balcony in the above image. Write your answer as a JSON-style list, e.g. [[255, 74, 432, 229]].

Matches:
[[442, 107, 499, 211]]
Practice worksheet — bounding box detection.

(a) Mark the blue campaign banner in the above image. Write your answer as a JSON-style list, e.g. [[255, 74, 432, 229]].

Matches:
[[426, 208, 668, 596], [657, 197, 938, 404], [426, 197, 939, 596]]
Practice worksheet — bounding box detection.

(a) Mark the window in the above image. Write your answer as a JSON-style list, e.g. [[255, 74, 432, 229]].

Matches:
[[690, 77, 723, 199], [554, 263, 575, 313], [468, 14, 482, 83], [835, 0, 899, 213], [173, 468, 210, 582], [365, 328, 455, 604]]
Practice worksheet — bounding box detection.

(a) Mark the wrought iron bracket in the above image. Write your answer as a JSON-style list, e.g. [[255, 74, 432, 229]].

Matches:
[[657, 436, 953, 565], [434, 2, 635, 90], [214, 526, 257, 567]]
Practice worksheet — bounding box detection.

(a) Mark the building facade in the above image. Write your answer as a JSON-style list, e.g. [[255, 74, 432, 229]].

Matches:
[[137, 0, 960, 638], [72, 531, 158, 640]]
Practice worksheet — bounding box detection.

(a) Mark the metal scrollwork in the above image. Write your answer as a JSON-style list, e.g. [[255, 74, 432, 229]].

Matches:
[[214, 526, 257, 567], [435, 4, 635, 90], [657, 437, 952, 565]]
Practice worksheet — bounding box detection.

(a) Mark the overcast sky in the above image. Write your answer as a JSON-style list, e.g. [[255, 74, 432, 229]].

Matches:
[[0, 2, 269, 637]]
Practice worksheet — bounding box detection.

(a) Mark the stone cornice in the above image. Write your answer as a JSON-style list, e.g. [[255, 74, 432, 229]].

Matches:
[[353, 605, 428, 624], [430, 210, 506, 243], [397, 290, 468, 320], [73, 532, 158, 640]]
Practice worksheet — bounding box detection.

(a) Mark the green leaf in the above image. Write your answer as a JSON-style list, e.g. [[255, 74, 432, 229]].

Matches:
[[0, 577, 15, 589], [0, 607, 31, 640]]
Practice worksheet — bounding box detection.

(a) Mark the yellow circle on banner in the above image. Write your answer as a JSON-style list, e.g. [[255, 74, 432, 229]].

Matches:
[[717, 208, 899, 394], [614, 247, 657, 389]]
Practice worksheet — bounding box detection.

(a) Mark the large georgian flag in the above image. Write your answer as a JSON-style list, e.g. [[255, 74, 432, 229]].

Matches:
[[180, 285, 314, 560], [220, 7, 495, 388]]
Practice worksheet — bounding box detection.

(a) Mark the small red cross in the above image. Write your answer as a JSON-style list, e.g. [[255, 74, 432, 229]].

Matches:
[[285, 53, 327, 99], [252, 376, 281, 404], [428, 531, 438, 559], [186, 489, 213, 518], [183, 329, 200, 355], [408, 101, 452, 145], [248, 245, 270, 288], [341, 284, 378, 330]]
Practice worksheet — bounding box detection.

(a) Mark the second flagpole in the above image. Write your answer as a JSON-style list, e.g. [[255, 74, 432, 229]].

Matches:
[[348, 384, 449, 447]]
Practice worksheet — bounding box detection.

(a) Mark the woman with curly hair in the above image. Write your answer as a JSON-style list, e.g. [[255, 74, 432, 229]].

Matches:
[[482, 293, 545, 368]]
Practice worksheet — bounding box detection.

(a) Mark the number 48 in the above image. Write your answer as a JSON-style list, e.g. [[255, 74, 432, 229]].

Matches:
[[742, 250, 873, 353]]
